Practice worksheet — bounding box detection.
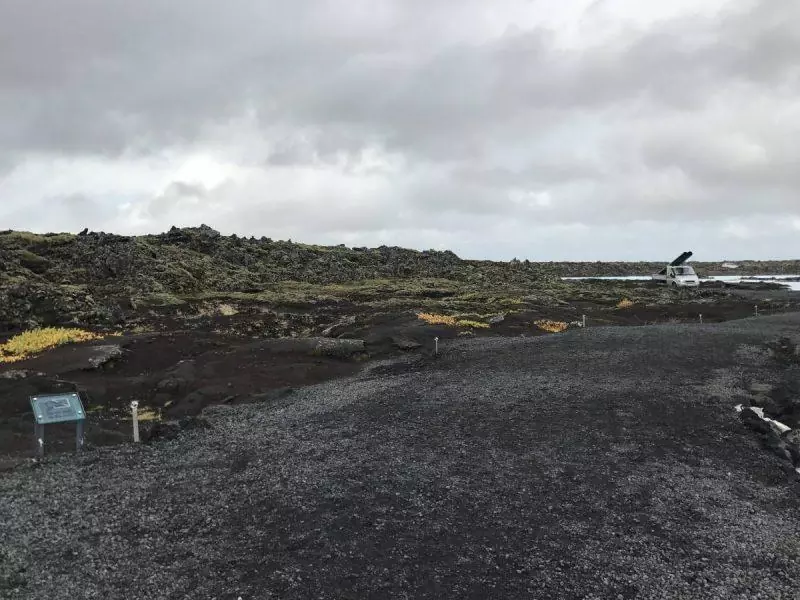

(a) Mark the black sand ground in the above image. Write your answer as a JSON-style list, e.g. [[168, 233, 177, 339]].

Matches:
[[2, 314, 800, 599]]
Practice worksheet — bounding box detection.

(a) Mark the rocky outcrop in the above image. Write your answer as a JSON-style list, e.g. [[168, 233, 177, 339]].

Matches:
[[1, 226, 557, 292], [85, 345, 124, 369], [321, 316, 358, 338], [738, 366, 800, 472], [0, 227, 555, 331], [0, 281, 115, 332], [737, 405, 798, 467]]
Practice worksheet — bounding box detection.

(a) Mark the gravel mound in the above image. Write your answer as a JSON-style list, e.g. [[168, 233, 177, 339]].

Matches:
[[3, 315, 800, 599]]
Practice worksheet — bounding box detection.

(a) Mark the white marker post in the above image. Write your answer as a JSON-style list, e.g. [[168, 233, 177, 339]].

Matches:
[[131, 400, 140, 443], [699, 314, 703, 324], [34, 422, 44, 458], [582, 314, 587, 328], [754, 305, 759, 317], [434, 337, 439, 356]]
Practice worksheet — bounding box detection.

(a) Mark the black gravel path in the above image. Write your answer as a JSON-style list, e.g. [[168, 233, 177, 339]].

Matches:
[[3, 315, 800, 599]]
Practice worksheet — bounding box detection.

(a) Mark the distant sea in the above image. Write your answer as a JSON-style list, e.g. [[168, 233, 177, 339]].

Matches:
[[561, 275, 800, 291]]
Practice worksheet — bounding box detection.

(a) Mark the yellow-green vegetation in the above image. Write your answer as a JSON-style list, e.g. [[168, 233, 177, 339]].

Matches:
[[0, 231, 75, 245], [217, 303, 239, 317], [136, 408, 162, 422], [137, 278, 538, 322], [534, 319, 568, 333], [617, 298, 635, 309], [417, 313, 490, 329], [0, 327, 102, 363], [17, 249, 50, 272], [418, 313, 458, 326], [187, 279, 529, 309], [136, 293, 187, 308], [456, 319, 490, 329], [193, 303, 240, 318]]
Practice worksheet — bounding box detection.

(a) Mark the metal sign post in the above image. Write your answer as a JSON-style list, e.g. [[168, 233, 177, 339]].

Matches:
[[30, 393, 87, 457]]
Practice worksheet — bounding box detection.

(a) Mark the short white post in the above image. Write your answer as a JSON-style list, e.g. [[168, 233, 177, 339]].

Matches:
[[434, 337, 439, 356], [131, 401, 140, 443], [699, 314, 703, 324], [754, 305, 759, 317], [582, 314, 586, 328]]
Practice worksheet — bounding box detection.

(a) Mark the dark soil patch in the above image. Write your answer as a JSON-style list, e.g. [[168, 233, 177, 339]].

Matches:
[[612, 302, 760, 324], [0, 331, 363, 459], [2, 289, 799, 461]]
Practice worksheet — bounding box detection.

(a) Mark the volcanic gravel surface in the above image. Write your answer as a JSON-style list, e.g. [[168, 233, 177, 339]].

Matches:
[[3, 315, 800, 599]]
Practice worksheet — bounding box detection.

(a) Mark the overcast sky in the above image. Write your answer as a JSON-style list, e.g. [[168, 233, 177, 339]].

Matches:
[[1, 0, 798, 260]]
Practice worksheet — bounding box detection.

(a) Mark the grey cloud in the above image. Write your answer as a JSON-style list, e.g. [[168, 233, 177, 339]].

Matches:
[[641, 135, 800, 190], [58, 193, 96, 212], [451, 159, 604, 188], [1, 0, 799, 259], [147, 181, 210, 218], [0, 1, 314, 157], [269, 0, 800, 152], [0, 193, 115, 232], [167, 182, 209, 198], [263, 128, 385, 168], [3, 0, 798, 161], [233, 201, 395, 235]]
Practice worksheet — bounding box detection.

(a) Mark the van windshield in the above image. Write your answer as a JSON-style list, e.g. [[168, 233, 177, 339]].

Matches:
[[675, 267, 696, 276]]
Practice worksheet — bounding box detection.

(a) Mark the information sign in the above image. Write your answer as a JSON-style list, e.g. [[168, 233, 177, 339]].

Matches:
[[29, 393, 86, 456], [31, 393, 86, 425]]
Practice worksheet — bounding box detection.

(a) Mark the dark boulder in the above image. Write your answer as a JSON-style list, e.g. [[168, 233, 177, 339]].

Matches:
[[764, 428, 793, 463], [739, 407, 771, 434], [155, 360, 197, 396], [782, 430, 800, 466], [392, 336, 422, 351], [321, 316, 357, 338]]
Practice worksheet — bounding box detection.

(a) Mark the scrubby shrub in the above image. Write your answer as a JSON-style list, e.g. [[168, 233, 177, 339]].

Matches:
[[534, 319, 568, 333], [0, 327, 101, 363], [136, 407, 162, 422], [217, 303, 239, 317], [617, 298, 634, 309], [417, 313, 489, 329], [418, 313, 457, 326]]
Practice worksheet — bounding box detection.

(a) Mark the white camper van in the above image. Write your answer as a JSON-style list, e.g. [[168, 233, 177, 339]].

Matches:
[[651, 252, 700, 288]]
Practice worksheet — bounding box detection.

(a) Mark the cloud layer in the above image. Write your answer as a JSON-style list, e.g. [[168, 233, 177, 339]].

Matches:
[[1, 0, 798, 259]]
